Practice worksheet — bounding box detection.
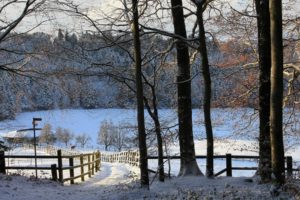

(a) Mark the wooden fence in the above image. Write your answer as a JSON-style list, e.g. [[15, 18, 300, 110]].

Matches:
[[0, 150, 101, 184], [147, 154, 297, 178], [101, 151, 139, 167], [1, 148, 298, 184]]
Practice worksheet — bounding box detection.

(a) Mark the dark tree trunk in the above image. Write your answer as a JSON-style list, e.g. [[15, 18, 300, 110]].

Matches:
[[195, 4, 214, 178], [269, 0, 285, 185], [255, 0, 272, 182], [132, 0, 149, 187], [171, 0, 202, 176]]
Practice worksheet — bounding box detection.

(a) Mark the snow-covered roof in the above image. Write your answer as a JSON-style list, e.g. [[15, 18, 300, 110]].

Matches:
[[1, 130, 36, 138]]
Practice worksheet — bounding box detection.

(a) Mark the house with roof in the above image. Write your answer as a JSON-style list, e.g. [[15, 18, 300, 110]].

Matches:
[[1, 130, 39, 146]]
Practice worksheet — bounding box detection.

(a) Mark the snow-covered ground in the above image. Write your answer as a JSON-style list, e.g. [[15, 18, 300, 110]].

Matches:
[[0, 108, 298, 146], [2, 146, 300, 199], [1, 108, 300, 176], [0, 108, 299, 199], [0, 162, 140, 200], [1, 165, 299, 200]]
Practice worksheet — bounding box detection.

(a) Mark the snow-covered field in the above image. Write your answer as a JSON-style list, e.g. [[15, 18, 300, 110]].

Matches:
[[0, 108, 300, 199], [0, 108, 262, 147], [0, 108, 298, 145]]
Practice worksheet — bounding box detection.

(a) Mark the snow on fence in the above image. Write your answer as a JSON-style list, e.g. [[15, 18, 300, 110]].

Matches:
[[0, 150, 101, 185], [101, 151, 140, 167]]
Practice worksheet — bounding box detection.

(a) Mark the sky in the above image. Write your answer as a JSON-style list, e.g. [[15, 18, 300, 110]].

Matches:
[[5, 0, 299, 36]]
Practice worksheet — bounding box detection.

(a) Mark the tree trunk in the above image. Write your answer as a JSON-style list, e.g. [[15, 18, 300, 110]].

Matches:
[[152, 93, 165, 182], [195, 5, 214, 178], [255, 0, 272, 182], [132, 0, 149, 187], [144, 93, 165, 181], [269, 0, 285, 185], [154, 117, 164, 182], [171, 0, 202, 176]]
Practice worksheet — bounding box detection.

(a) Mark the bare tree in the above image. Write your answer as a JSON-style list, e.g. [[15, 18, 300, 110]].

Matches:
[[254, 0, 272, 182], [111, 126, 127, 152], [191, 0, 214, 178], [97, 120, 115, 151], [39, 123, 55, 145], [55, 127, 73, 147], [171, 0, 202, 176], [0, 0, 46, 43], [131, 0, 149, 187], [75, 133, 91, 148], [269, 0, 285, 184], [0, 0, 47, 73]]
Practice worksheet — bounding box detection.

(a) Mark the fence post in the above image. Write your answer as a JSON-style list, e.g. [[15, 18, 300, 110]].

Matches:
[[69, 157, 74, 184], [95, 152, 98, 172], [226, 154, 232, 177], [95, 151, 100, 172], [286, 156, 293, 178], [57, 150, 63, 183], [80, 154, 84, 182], [99, 151, 101, 169], [0, 151, 6, 174], [51, 164, 57, 181], [88, 154, 91, 178], [91, 153, 95, 175]]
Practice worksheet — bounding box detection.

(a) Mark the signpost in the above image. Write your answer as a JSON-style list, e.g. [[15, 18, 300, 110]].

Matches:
[[17, 117, 42, 179]]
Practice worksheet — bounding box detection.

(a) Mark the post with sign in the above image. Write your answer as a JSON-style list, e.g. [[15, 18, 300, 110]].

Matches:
[[32, 118, 42, 179]]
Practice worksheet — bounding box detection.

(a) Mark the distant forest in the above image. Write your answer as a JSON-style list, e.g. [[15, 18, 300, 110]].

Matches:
[[0, 30, 298, 120]]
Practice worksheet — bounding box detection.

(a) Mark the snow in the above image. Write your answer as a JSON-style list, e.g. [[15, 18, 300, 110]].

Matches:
[[0, 108, 259, 147], [0, 162, 140, 200], [0, 108, 299, 199], [0, 168, 298, 200], [2, 130, 34, 139]]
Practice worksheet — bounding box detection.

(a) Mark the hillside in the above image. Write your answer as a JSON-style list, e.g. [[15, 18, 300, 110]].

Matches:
[[0, 31, 265, 121]]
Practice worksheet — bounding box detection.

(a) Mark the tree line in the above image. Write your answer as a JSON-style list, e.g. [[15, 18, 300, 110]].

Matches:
[[0, 30, 268, 120]]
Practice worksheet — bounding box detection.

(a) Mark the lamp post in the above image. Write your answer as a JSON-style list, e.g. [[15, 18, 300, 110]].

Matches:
[[32, 118, 42, 179]]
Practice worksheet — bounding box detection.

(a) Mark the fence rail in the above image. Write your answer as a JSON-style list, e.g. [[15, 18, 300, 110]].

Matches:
[[101, 151, 139, 167], [1, 148, 299, 184], [0, 150, 101, 184], [147, 154, 298, 177]]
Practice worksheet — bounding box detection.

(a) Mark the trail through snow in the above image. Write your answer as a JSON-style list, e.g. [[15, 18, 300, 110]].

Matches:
[[0, 162, 139, 200], [80, 162, 137, 187]]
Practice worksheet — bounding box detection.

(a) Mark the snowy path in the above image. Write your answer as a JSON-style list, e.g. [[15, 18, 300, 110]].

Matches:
[[76, 162, 138, 187], [0, 162, 139, 200]]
